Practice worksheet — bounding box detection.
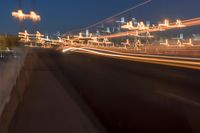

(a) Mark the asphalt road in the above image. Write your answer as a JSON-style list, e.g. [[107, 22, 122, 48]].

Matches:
[[11, 48, 200, 133]]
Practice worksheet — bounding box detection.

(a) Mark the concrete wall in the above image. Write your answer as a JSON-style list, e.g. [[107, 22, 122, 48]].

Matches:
[[0, 48, 28, 117], [0, 48, 38, 133]]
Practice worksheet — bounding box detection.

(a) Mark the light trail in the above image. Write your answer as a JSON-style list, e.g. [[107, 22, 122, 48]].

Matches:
[[157, 90, 200, 107], [85, 47, 200, 61], [182, 17, 200, 22], [62, 47, 200, 70]]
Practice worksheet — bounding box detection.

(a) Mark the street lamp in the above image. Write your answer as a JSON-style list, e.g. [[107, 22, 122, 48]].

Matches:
[[12, 10, 26, 21], [12, 10, 41, 22]]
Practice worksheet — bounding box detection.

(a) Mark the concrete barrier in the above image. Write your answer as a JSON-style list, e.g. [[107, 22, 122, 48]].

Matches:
[[0, 48, 28, 116], [0, 47, 33, 133]]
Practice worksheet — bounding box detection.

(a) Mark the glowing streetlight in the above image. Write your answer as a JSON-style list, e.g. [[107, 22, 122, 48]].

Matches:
[[159, 19, 169, 27], [12, 10, 41, 22], [176, 19, 185, 27], [12, 10, 26, 21], [29, 11, 41, 22]]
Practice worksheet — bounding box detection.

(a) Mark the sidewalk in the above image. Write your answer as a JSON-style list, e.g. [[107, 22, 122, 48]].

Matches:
[[8, 49, 104, 133], [0, 48, 28, 117]]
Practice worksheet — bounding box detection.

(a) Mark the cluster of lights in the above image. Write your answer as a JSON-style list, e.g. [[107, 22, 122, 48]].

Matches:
[[121, 19, 185, 32], [121, 21, 149, 30], [12, 10, 41, 22], [158, 19, 185, 28]]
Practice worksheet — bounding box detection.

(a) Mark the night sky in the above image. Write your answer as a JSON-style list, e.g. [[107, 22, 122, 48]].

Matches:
[[0, 0, 199, 34]]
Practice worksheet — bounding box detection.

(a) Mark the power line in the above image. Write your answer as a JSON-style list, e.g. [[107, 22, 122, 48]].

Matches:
[[68, 0, 153, 33]]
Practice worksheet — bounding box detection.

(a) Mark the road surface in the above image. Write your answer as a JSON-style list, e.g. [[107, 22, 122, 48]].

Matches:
[[10, 48, 200, 133]]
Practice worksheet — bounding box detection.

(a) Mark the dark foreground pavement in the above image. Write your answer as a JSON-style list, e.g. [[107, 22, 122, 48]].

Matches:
[[9, 49, 105, 133], [9, 48, 200, 133]]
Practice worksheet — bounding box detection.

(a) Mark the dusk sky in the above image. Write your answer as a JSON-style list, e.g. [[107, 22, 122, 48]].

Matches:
[[0, 0, 200, 34]]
